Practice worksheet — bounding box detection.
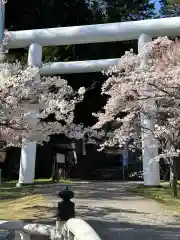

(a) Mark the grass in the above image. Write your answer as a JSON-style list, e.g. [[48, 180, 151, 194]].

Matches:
[[131, 182, 180, 212], [0, 194, 47, 220], [0, 178, 72, 220]]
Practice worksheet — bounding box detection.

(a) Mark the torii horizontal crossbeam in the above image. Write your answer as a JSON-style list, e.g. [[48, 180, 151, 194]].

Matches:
[[7, 17, 180, 49]]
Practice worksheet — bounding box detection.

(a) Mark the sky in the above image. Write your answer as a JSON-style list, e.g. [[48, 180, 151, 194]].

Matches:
[[149, 0, 161, 14], [151, 0, 161, 11]]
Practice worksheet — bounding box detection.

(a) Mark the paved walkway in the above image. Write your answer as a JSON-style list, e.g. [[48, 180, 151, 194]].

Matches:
[[42, 181, 180, 240]]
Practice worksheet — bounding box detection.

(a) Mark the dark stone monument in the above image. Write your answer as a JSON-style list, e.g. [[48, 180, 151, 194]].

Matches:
[[56, 186, 75, 221]]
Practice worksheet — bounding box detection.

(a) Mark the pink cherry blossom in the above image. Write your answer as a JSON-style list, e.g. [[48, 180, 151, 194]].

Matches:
[[94, 36, 180, 161]]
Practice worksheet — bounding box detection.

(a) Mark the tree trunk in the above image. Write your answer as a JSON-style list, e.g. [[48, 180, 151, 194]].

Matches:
[[52, 156, 59, 183], [169, 158, 177, 197], [163, 167, 169, 181]]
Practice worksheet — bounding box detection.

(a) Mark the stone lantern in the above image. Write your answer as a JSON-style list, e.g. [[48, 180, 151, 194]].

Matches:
[[56, 186, 75, 221]]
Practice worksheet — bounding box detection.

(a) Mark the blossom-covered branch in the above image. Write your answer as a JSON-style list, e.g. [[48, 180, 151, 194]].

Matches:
[[0, 57, 88, 147], [93, 37, 180, 160]]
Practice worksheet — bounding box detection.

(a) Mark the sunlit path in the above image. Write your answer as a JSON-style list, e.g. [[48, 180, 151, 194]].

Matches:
[[43, 181, 180, 240]]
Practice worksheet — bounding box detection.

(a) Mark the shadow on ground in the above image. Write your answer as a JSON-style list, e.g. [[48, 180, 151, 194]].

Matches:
[[76, 205, 149, 219], [88, 220, 180, 240], [0, 181, 141, 201], [42, 181, 142, 201], [20, 214, 180, 240], [22, 204, 148, 223], [22, 181, 180, 239]]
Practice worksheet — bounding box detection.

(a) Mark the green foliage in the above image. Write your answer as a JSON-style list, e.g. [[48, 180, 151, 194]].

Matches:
[[5, 0, 93, 30], [5, 0, 99, 61], [167, 0, 180, 4], [104, 0, 155, 22], [42, 45, 73, 62], [160, 0, 180, 17], [131, 183, 180, 210]]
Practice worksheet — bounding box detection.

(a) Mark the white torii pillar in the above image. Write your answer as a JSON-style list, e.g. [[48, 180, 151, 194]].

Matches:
[[138, 34, 160, 186], [18, 43, 42, 185], [0, 0, 4, 42]]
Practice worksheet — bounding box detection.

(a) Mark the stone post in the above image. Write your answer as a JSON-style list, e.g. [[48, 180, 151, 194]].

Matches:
[[18, 43, 42, 185], [138, 34, 160, 186]]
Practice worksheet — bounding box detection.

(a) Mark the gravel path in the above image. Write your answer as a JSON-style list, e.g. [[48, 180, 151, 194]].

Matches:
[[43, 181, 180, 240]]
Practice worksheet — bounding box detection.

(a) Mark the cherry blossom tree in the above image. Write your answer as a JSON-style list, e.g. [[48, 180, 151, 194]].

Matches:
[[0, 52, 88, 147], [0, 50, 106, 153], [93, 36, 180, 196], [0, 0, 91, 148], [0, 26, 104, 148]]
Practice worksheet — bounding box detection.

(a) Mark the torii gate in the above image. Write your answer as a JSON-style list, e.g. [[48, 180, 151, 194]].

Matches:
[[2, 0, 180, 186]]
